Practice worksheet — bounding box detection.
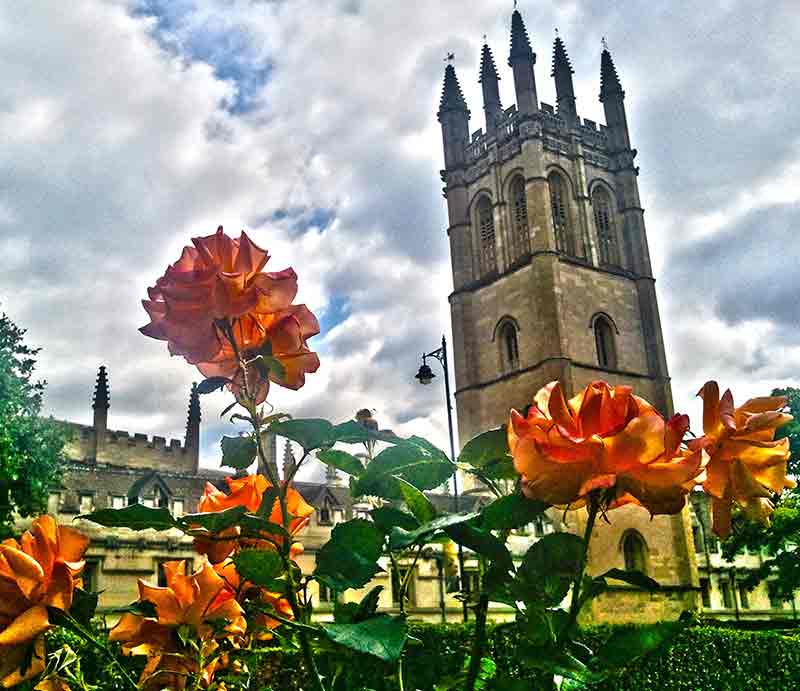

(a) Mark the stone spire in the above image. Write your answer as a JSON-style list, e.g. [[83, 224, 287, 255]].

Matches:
[[479, 43, 503, 135], [91, 365, 109, 459], [551, 35, 578, 125], [185, 383, 201, 471], [599, 45, 630, 152], [508, 8, 538, 115], [438, 63, 471, 170], [282, 440, 296, 481], [258, 432, 278, 479]]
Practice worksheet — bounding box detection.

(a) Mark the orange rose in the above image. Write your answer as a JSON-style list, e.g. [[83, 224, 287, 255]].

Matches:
[[141, 227, 319, 404], [693, 381, 795, 539], [193, 475, 313, 563], [509, 381, 704, 515], [109, 560, 245, 690], [0, 515, 88, 687], [213, 559, 294, 640]]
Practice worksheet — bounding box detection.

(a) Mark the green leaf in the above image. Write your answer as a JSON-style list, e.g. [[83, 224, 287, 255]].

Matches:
[[239, 513, 291, 543], [445, 522, 513, 573], [396, 477, 437, 524], [389, 512, 479, 551], [196, 377, 230, 394], [269, 418, 335, 451], [322, 615, 407, 662], [593, 620, 687, 669], [317, 449, 365, 477], [480, 493, 547, 531], [518, 533, 585, 606], [333, 600, 358, 624], [370, 507, 420, 534], [352, 440, 454, 500], [180, 505, 248, 534], [220, 435, 257, 470], [601, 568, 660, 591], [233, 549, 284, 588], [81, 504, 177, 531], [458, 427, 509, 468], [354, 585, 384, 622], [315, 519, 385, 590], [331, 420, 402, 445], [69, 587, 98, 625]]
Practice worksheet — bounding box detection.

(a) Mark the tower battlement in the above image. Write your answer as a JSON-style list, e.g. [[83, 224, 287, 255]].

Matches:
[[66, 367, 201, 473]]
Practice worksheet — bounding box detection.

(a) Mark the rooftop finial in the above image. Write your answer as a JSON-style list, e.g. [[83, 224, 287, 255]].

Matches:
[[444, 52, 455, 64], [479, 42, 501, 83], [600, 42, 623, 98], [93, 365, 110, 410], [509, 3, 534, 65]]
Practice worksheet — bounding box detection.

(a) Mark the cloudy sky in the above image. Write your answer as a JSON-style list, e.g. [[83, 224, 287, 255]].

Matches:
[[3, 0, 800, 476]]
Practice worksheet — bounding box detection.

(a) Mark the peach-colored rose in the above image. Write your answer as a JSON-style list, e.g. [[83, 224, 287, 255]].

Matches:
[[693, 381, 795, 539], [509, 381, 704, 515], [193, 475, 313, 563], [213, 559, 293, 640], [0, 516, 89, 688], [140, 227, 319, 404], [109, 560, 245, 690]]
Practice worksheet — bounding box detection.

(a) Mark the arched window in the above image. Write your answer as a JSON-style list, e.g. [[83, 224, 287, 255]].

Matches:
[[549, 172, 579, 257], [623, 532, 647, 573], [594, 315, 617, 370], [593, 187, 620, 266], [476, 196, 497, 276], [509, 175, 530, 261], [498, 320, 520, 372]]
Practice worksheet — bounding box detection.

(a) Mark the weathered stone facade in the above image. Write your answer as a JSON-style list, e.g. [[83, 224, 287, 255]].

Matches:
[[438, 10, 694, 622]]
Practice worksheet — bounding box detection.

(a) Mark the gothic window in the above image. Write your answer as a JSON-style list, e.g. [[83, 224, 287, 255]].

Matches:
[[549, 172, 574, 256], [622, 531, 647, 573], [498, 320, 520, 372], [593, 187, 620, 266], [594, 315, 617, 370], [476, 196, 497, 276], [509, 175, 530, 261]]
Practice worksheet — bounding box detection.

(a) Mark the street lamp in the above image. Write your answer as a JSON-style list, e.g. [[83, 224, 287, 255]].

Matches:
[[415, 334, 468, 622]]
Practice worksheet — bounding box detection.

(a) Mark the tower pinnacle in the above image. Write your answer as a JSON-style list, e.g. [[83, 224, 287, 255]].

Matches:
[[185, 383, 201, 471], [600, 47, 624, 99], [438, 63, 471, 169], [93, 365, 110, 411], [91, 365, 110, 460], [438, 63, 468, 115], [551, 35, 578, 125], [508, 8, 538, 115], [479, 43, 503, 135]]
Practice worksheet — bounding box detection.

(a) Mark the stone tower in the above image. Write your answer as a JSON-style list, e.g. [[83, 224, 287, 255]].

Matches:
[[438, 10, 697, 620]]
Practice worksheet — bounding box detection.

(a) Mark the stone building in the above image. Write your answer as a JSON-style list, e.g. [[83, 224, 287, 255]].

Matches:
[[689, 492, 799, 621], [437, 9, 696, 621]]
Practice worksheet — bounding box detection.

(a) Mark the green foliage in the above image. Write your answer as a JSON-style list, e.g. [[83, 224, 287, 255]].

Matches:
[[234, 549, 284, 588], [773, 386, 800, 476], [518, 533, 585, 606], [80, 503, 178, 531], [0, 312, 67, 538], [457, 427, 516, 482], [322, 615, 407, 662], [396, 477, 437, 523], [315, 518, 385, 590], [317, 449, 365, 477], [479, 493, 547, 531], [220, 434, 257, 470]]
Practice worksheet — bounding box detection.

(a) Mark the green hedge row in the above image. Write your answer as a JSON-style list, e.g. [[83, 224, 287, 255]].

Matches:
[[30, 622, 800, 691]]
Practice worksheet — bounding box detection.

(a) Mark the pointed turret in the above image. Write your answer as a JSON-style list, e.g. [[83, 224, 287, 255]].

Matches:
[[599, 47, 630, 151], [185, 383, 201, 471], [438, 63, 471, 169], [552, 35, 578, 125], [258, 432, 278, 479], [508, 9, 538, 115], [479, 43, 503, 135], [282, 440, 296, 480], [91, 365, 109, 459]]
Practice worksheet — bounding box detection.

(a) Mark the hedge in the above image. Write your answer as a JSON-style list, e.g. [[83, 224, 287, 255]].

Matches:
[[26, 621, 800, 690]]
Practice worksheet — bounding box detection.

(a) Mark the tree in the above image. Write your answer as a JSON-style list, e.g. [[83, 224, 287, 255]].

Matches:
[[0, 311, 67, 538], [722, 386, 800, 602]]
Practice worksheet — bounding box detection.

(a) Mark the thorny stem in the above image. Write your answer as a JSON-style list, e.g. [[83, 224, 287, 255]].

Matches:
[[223, 320, 326, 691], [563, 494, 601, 641]]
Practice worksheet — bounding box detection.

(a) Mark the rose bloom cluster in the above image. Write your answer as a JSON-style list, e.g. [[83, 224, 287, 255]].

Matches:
[[109, 474, 313, 689], [509, 380, 795, 538], [0, 516, 89, 687], [140, 227, 320, 404]]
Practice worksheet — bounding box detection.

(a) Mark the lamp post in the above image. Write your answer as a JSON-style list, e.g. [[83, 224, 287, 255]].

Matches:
[[415, 334, 468, 622]]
